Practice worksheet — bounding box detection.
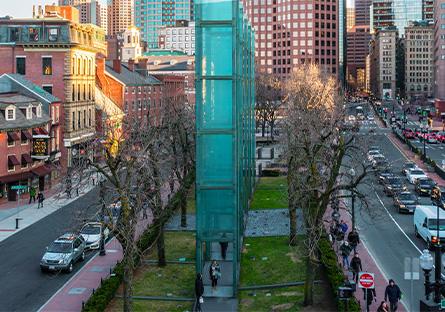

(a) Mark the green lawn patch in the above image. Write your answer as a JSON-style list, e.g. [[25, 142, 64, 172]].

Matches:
[[239, 287, 303, 312], [107, 299, 192, 312], [146, 231, 195, 261], [250, 177, 288, 210]]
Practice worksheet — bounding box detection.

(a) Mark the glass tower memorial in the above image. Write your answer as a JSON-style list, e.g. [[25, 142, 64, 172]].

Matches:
[[195, 0, 255, 296]]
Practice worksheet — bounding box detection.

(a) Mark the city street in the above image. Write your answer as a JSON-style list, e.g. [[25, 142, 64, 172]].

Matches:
[[347, 101, 440, 310], [0, 186, 102, 312]]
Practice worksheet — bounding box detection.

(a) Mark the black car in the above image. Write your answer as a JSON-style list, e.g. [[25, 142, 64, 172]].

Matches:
[[383, 177, 407, 196], [394, 192, 418, 213], [377, 169, 394, 184], [415, 178, 437, 196]]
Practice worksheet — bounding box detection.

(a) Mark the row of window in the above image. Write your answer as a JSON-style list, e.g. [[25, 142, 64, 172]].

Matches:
[[3, 105, 42, 121], [71, 83, 95, 102], [125, 86, 159, 94], [16, 56, 52, 76], [71, 109, 93, 132], [71, 56, 94, 76], [407, 84, 431, 91], [7, 154, 41, 172], [124, 98, 162, 112]]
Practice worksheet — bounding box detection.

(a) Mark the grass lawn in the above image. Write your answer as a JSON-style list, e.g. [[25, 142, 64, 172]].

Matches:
[[239, 236, 334, 312], [106, 232, 195, 312], [250, 176, 288, 210]]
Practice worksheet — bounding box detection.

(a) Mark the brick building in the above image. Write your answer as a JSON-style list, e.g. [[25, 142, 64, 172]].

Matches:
[[0, 6, 107, 169], [434, 0, 445, 113], [346, 25, 371, 90], [0, 74, 62, 201], [108, 0, 133, 37], [243, 0, 339, 80]]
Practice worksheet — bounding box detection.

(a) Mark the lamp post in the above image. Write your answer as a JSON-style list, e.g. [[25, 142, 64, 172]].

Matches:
[[99, 180, 106, 256], [421, 124, 428, 161], [349, 168, 356, 229]]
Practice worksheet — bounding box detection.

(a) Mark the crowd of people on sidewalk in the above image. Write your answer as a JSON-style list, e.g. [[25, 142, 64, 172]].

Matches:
[[331, 219, 402, 312]]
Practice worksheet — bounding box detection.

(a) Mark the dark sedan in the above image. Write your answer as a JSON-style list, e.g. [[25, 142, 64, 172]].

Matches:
[[415, 178, 437, 196], [394, 191, 418, 213], [383, 177, 407, 196], [377, 169, 394, 184]]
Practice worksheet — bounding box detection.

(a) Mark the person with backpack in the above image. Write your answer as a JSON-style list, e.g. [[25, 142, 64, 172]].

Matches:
[[209, 260, 221, 291], [37, 191, 44, 209], [384, 279, 402, 312], [194, 273, 204, 312], [347, 228, 360, 252], [340, 240, 352, 269], [350, 252, 362, 283]]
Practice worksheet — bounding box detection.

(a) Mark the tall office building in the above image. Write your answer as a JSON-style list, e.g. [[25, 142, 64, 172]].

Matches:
[[108, 0, 134, 36], [243, 0, 339, 80], [423, 0, 434, 23], [434, 0, 445, 112], [371, 0, 422, 36], [58, 0, 108, 34], [135, 0, 191, 49], [355, 0, 372, 25]]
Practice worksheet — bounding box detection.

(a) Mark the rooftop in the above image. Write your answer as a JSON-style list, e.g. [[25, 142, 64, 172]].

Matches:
[[105, 61, 161, 86], [143, 49, 188, 56]]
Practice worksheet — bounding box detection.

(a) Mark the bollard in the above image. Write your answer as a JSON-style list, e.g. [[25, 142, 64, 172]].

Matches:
[[15, 218, 22, 229], [100, 277, 103, 285], [92, 288, 95, 294], [81, 301, 85, 310]]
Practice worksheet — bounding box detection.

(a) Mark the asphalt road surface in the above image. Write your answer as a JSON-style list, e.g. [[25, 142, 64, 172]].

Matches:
[[0, 186, 102, 312]]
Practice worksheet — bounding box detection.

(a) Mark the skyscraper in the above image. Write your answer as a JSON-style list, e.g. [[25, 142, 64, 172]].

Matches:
[[243, 0, 339, 80], [58, 0, 108, 34], [135, 0, 191, 49], [434, 0, 445, 111], [371, 0, 422, 35], [108, 0, 134, 37]]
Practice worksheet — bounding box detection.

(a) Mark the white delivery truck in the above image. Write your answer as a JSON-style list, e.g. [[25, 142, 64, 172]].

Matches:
[[414, 205, 445, 249]]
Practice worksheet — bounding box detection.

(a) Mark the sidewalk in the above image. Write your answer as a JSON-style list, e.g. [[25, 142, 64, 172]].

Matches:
[[0, 176, 98, 242]]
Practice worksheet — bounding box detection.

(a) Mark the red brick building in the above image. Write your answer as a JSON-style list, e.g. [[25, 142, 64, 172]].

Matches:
[[0, 74, 62, 201]]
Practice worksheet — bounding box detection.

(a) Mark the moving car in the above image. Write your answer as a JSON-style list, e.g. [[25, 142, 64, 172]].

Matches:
[[415, 177, 437, 196], [372, 156, 388, 169], [394, 191, 418, 213], [80, 222, 110, 250], [401, 162, 418, 176], [40, 233, 86, 273], [383, 176, 407, 196], [377, 168, 394, 184], [414, 205, 445, 249], [402, 129, 416, 139], [406, 168, 428, 184], [367, 150, 383, 162], [367, 114, 374, 121]]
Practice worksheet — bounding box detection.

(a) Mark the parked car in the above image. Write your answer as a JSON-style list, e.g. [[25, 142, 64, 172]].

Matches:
[[426, 133, 439, 144], [401, 162, 418, 176], [402, 129, 416, 139], [40, 233, 86, 273], [383, 176, 407, 196], [80, 222, 110, 250], [415, 177, 437, 196], [414, 205, 445, 249], [406, 168, 428, 184], [394, 191, 418, 213]]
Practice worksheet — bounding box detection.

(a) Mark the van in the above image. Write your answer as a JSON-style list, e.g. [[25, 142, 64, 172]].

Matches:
[[414, 205, 445, 249]]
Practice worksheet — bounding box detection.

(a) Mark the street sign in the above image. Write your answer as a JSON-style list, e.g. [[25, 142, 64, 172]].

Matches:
[[404, 257, 420, 280], [358, 272, 375, 289], [11, 185, 27, 190]]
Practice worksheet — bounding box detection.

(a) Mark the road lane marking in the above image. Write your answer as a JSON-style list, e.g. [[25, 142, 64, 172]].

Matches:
[[385, 134, 409, 161]]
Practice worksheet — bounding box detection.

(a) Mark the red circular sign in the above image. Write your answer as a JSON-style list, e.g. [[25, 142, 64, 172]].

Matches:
[[359, 273, 375, 289]]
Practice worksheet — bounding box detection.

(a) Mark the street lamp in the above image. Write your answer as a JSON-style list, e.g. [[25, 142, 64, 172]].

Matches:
[[349, 168, 356, 229], [421, 124, 428, 161], [99, 180, 106, 256]]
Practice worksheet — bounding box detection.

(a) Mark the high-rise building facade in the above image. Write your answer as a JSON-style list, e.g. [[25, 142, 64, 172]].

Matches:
[[355, 0, 372, 25], [405, 21, 433, 100], [243, 0, 339, 80], [347, 7, 356, 29], [158, 21, 195, 55], [423, 0, 434, 23], [371, 0, 422, 36], [135, 0, 191, 49], [108, 0, 133, 36], [58, 0, 108, 34], [434, 0, 445, 112], [347, 25, 371, 89]]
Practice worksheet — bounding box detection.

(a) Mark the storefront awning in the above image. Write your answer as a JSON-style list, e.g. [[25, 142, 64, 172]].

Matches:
[[0, 171, 33, 184], [21, 130, 33, 140], [21, 154, 33, 164], [33, 128, 50, 139], [7, 132, 19, 141], [31, 165, 52, 177], [8, 155, 20, 166]]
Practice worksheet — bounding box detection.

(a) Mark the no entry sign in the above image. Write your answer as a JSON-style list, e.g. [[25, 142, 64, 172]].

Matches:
[[359, 272, 375, 289]]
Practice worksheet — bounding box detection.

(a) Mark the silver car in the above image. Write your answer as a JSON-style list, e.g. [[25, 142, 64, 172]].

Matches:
[[40, 233, 86, 273], [80, 222, 110, 250]]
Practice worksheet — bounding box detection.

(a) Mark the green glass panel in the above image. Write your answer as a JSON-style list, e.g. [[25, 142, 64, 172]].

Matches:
[[196, 0, 233, 21], [198, 134, 233, 183], [197, 189, 235, 233], [201, 27, 233, 76], [200, 80, 233, 129]]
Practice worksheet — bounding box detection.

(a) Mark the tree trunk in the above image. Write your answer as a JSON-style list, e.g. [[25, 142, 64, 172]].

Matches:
[[180, 190, 187, 227], [289, 204, 297, 246], [261, 120, 266, 137], [270, 122, 275, 142], [157, 225, 166, 267], [303, 254, 315, 306]]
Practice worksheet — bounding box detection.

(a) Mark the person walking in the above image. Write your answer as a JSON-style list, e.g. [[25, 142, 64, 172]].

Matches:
[[209, 260, 221, 291], [350, 252, 362, 283], [377, 301, 390, 312], [340, 240, 352, 269], [363, 287, 376, 312], [220, 241, 228, 260], [37, 191, 44, 209], [29, 186, 36, 204], [384, 279, 401, 312], [347, 227, 360, 252], [194, 273, 204, 312]]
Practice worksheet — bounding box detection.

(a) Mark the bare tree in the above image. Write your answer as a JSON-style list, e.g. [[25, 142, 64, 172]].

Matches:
[[255, 72, 282, 141], [283, 64, 372, 306]]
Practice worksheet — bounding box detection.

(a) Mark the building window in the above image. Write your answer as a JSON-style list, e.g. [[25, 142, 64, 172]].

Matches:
[[72, 111, 75, 130], [88, 109, 91, 127], [48, 28, 59, 42], [37, 105, 42, 118], [8, 160, 15, 172], [42, 57, 52, 75], [42, 85, 53, 95], [78, 111, 81, 128], [16, 57, 26, 75], [28, 27, 39, 41], [6, 108, 15, 120], [9, 27, 19, 41]]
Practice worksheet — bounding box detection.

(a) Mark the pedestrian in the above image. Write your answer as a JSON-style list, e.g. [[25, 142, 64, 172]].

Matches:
[[29, 186, 36, 204], [340, 219, 349, 234], [363, 287, 376, 312], [384, 279, 402, 312], [209, 260, 221, 291], [340, 240, 352, 269], [377, 301, 390, 312], [350, 252, 362, 284], [220, 241, 228, 260], [347, 227, 360, 252], [37, 191, 44, 209], [194, 273, 204, 312]]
